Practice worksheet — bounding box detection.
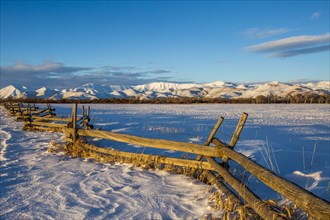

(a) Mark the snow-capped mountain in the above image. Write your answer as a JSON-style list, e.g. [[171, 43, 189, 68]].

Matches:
[[0, 84, 37, 99], [0, 85, 28, 99], [240, 81, 313, 98], [36, 87, 62, 100], [0, 81, 329, 100]]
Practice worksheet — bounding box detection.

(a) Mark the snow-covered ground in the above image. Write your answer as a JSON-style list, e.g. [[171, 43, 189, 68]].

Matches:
[[0, 106, 221, 219], [1, 104, 329, 219], [54, 104, 330, 201]]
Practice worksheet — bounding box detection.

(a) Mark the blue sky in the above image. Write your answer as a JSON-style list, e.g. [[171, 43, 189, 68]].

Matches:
[[1, 1, 329, 89]]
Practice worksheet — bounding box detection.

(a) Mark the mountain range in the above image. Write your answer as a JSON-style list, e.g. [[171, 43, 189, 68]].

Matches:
[[0, 81, 329, 100]]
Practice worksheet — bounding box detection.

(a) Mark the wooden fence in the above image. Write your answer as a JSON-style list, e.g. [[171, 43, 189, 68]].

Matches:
[[2, 102, 330, 220]]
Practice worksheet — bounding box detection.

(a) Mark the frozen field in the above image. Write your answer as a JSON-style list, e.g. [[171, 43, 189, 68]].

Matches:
[[55, 104, 330, 201], [0, 106, 220, 219], [1, 104, 329, 219]]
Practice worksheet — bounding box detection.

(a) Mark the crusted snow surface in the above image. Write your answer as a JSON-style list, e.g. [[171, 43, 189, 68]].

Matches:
[[0, 107, 221, 219]]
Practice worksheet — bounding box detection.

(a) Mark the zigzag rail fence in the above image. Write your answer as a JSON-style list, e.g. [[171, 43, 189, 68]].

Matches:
[[2, 102, 330, 220]]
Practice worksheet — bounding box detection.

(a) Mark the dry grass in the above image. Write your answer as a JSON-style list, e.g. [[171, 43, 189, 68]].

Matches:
[[47, 141, 65, 153], [271, 200, 305, 220], [22, 124, 63, 133], [207, 190, 260, 220]]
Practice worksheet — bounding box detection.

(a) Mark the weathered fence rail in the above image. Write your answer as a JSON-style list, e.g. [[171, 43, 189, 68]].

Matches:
[[2, 102, 330, 220]]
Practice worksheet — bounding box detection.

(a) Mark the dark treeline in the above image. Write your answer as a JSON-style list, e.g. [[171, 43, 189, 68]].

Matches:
[[1, 94, 330, 104]]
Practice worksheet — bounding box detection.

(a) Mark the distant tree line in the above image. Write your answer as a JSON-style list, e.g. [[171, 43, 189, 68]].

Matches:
[[1, 94, 330, 104]]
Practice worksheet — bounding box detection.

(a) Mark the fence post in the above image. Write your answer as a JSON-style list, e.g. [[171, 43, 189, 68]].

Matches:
[[82, 105, 85, 117], [28, 103, 32, 127], [72, 103, 77, 143], [10, 102, 14, 115], [222, 113, 248, 166], [47, 103, 55, 117], [196, 117, 224, 161], [17, 103, 23, 119]]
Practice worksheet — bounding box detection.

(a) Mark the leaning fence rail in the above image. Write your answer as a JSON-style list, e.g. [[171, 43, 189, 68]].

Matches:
[[2, 102, 330, 220]]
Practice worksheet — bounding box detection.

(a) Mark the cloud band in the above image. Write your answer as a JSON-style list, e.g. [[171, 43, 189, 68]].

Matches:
[[245, 33, 330, 58]]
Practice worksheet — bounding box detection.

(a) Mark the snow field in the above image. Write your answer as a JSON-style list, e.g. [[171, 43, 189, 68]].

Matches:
[[57, 103, 329, 201], [1, 103, 329, 219], [0, 106, 222, 219]]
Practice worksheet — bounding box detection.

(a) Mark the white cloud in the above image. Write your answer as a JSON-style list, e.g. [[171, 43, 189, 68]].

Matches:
[[1, 61, 93, 74], [3, 61, 63, 72], [245, 33, 330, 52], [0, 61, 174, 88], [242, 27, 289, 39], [245, 33, 330, 58], [310, 12, 321, 20], [272, 45, 330, 58]]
